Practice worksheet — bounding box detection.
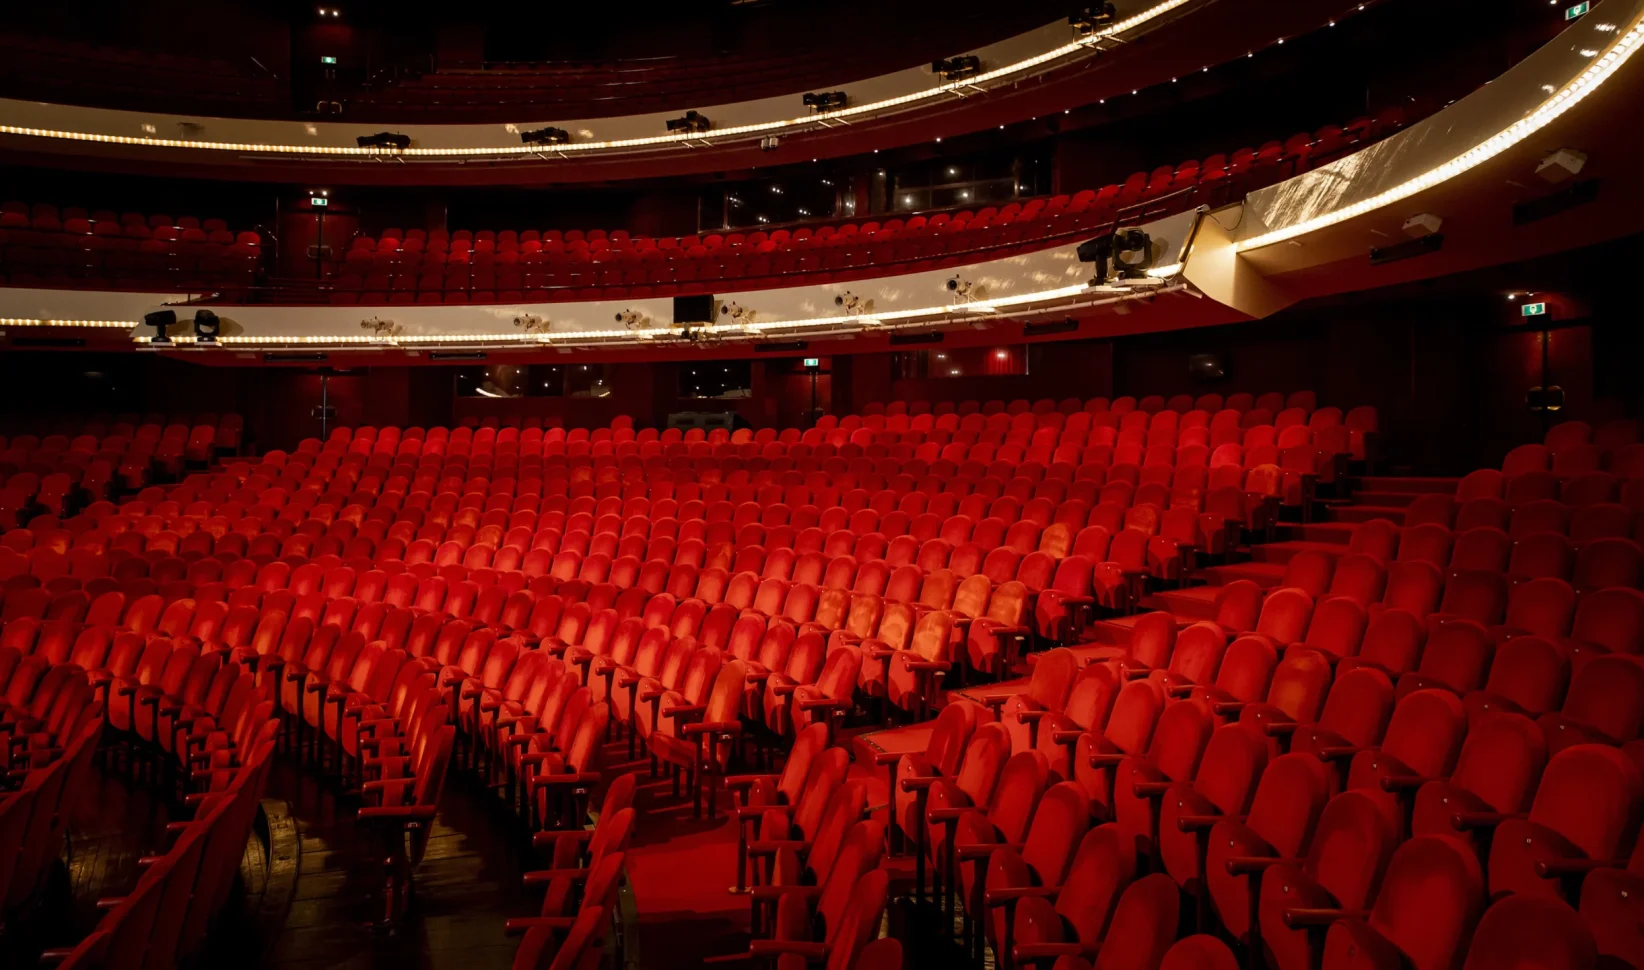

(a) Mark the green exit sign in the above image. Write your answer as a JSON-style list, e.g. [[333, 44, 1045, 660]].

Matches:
[[310, 196, 328, 207], [320, 55, 338, 64], [1521, 301, 1547, 317], [803, 358, 820, 368], [1565, 2, 1589, 19]]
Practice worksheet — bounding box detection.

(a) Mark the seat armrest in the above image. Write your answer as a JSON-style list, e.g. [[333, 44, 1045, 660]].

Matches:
[[1283, 907, 1367, 928], [984, 885, 1060, 907], [1177, 813, 1240, 833]]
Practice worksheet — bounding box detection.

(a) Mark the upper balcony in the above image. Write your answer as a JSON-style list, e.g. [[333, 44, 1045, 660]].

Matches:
[[0, 2, 1064, 123], [0, 0, 1375, 184]]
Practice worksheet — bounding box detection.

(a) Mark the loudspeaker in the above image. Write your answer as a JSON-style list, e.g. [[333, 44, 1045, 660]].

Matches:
[[674, 295, 715, 325], [1536, 148, 1587, 183]]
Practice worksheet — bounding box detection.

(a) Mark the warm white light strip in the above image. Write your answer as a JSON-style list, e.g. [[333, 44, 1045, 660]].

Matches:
[[0, 0, 1193, 160], [136, 333, 382, 345], [1, 317, 138, 328], [742, 282, 1094, 330], [1235, 14, 1643, 252], [130, 280, 1108, 350]]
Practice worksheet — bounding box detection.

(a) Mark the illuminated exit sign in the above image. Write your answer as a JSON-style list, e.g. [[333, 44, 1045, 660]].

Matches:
[[1521, 301, 1547, 317], [1565, 2, 1589, 18], [803, 358, 820, 368], [320, 55, 338, 64], [310, 196, 328, 206]]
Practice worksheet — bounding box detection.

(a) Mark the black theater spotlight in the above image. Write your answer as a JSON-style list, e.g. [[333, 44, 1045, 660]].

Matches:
[[193, 309, 221, 343], [1112, 228, 1155, 278], [144, 309, 177, 344], [932, 56, 981, 81], [665, 111, 711, 134], [520, 126, 570, 145], [356, 131, 411, 150], [802, 91, 847, 111], [1070, 4, 1117, 31], [1076, 235, 1113, 285]]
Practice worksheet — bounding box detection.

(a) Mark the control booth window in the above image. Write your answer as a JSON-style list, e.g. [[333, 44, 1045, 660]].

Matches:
[[893, 346, 1028, 379], [891, 150, 1049, 213], [680, 360, 753, 399], [456, 364, 593, 397], [566, 363, 612, 398]]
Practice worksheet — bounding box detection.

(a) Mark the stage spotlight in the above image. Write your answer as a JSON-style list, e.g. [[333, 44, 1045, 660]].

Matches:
[[1112, 228, 1155, 277], [932, 56, 981, 80], [144, 310, 177, 344], [356, 131, 411, 150], [802, 91, 847, 111], [1076, 236, 1113, 285], [665, 111, 711, 134], [520, 127, 570, 145], [193, 309, 221, 343], [1070, 4, 1117, 31]]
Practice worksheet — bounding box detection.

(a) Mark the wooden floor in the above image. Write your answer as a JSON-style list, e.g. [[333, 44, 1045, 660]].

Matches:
[[8, 746, 556, 969], [258, 755, 544, 970], [15, 727, 968, 969]]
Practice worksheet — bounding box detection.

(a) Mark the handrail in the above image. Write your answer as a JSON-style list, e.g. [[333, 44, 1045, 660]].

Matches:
[[203, 186, 1226, 307], [0, 0, 1214, 159], [202, 223, 1100, 306]]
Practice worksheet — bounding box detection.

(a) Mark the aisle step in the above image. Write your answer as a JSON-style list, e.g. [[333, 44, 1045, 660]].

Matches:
[[1353, 476, 1460, 494], [1350, 490, 1422, 508], [1285, 521, 1358, 544], [1250, 540, 1351, 564], [1329, 504, 1408, 524], [1142, 587, 1223, 621], [1081, 618, 1140, 645], [1199, 562, 1288, 587]]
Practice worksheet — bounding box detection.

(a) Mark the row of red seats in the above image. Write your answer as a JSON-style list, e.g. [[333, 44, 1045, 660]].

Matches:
[[0, 568, 460, 939], [40, 736, 275, 968], [22, 545, 1617, 970], [347, 199, 1075, 260], [4, 492, 1638, 682], [357, 43, 884, 120], [1505, 439, 1644, 480], [1409, 492, 1644, 542], [11, 477, 1638, 736], [3, 611, 281, 969], [1357, 514, 1642, 589], [0, 204, 249, 239], [0, 417, 246, 528], [856, 389, 1335, 417], [0, 653, 104, 932], [1, 523, 887, 966], [0, 33, 281, 114], [861, 634, 1636, 968], [0, 203, 262, 294], [3, 401, 1633, 967], [324, 234, 1063, 305], [505, 779, 637, 968], [407, 391, 1352, 427], [0, 436, 1332, 648], [1258, 519, 1644, 654], [1545, 418, 1644, 451], [343, 110, 1409, 268], [0, 412, 244, 442], [324, 115, 1411, 307]]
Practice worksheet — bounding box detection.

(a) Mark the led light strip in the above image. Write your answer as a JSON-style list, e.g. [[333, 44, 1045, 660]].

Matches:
[[1235, 13, 1644, 252], [0, 0, 1193, 160], [128, 279, 1113, 349], [1, 317, 138, 328]]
